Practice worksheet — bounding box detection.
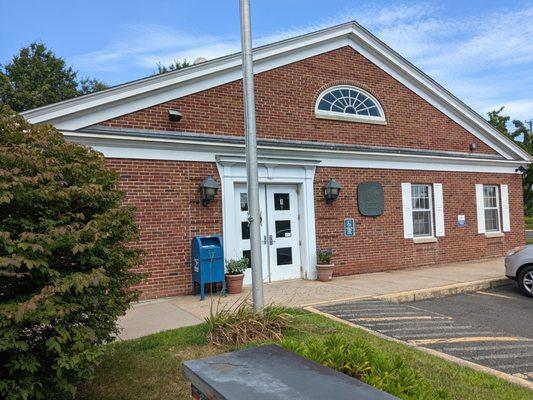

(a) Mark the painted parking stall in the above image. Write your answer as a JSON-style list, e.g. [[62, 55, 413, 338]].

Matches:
[[317, 285, 533, 383]]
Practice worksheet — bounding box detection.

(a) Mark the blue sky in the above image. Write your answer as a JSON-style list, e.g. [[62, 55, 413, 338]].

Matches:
[[1, 0, 532, 120]]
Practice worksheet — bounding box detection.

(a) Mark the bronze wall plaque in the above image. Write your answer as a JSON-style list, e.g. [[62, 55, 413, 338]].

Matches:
[[358, 182, 384, 216]]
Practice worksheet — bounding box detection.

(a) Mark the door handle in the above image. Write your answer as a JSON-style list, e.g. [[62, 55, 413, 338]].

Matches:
[[269, 235, 274, 245], [262, 235, 267, 245]]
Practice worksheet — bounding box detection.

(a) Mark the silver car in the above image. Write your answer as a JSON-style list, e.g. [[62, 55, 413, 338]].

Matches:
[[505, 245, 533, 298]]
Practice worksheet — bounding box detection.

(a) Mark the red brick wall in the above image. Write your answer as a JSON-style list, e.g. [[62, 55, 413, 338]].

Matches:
[[314, 167, 524, 276], [107, 158, 222, 299], [100, 46, 496, 155], [98, 45, 522, 299], [108, 158, 523, 299]]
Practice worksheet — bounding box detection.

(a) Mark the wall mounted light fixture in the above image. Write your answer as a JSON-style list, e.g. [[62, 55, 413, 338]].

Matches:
[[168, 108, 182, 122], [323, 178, 342, 204], [200, 175, 219, 206]]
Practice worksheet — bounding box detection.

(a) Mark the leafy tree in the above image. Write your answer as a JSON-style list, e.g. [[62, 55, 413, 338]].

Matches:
[[488, 107, 533, 214], [0, 43, 107, 112], [0, 105, 141, 399], [156, 59, 191, 74], [78, 77, 109, 95], [487, 106, 529, 141]]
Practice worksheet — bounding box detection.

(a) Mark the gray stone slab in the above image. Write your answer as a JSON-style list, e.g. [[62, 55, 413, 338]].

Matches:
[[182, 344, 398, 399]]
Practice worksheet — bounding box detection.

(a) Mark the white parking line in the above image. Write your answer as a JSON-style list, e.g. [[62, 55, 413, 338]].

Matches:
[[326, 307, 411, 313], [325, 301, 387, 307], [362, 319, 457, 327], [410, 337, 531, 346], [351, 316, 451, 322], [444, 344, 533, 352], [396, 331, 494, 340], [472, 353, 533, 361], [335, 311, 423, 317], [379, 325, 470, 333], [499, 362, 533, 371]]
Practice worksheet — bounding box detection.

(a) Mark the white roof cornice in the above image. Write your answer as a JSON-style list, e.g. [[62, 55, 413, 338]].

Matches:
[[22, 22, 531, 162]]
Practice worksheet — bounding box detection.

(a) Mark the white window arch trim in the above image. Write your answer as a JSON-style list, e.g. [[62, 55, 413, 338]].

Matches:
[[315, 85, 386, 125]]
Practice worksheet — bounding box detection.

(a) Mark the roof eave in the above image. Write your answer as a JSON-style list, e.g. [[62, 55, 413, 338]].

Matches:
[[21, 21, 531, 163]]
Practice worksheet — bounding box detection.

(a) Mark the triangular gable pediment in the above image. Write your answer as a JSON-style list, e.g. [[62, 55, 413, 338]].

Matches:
[[22, 22, 531, 161]]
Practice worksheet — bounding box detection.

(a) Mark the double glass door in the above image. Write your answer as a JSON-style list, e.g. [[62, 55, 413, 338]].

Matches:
[[235, 184, 301, 284]]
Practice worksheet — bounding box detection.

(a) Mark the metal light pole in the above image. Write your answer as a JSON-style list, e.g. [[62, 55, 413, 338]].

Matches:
[[239, 0, 264, 311]]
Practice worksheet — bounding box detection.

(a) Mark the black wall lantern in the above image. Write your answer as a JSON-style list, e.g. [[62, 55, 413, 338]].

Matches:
[[200, 175, 219, 206], [168, 108, 182, 122], [323, 178, 342, 204]]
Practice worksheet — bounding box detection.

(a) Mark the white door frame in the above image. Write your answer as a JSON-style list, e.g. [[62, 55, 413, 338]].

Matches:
[[216, 155, 320, 280]]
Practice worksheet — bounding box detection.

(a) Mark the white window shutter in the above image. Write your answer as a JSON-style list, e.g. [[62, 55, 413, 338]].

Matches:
[[433, 183, 445, 237], [475, 184, 485, 234], [501, 184, 510, 232], [401, 183, 413, 239]]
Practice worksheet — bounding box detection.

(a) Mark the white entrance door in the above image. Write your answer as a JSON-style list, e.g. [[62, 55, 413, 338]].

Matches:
[[233, 184, 301, 284], [234, 184, 269, 284], [265, 185, 301, 281]]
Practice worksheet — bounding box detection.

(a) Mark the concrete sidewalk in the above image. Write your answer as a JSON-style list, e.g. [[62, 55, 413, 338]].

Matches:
[[118, 257, 507, 340]]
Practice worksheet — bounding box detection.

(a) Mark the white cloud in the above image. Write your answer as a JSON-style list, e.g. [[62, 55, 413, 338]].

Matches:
[[72, 24, 235, 73], [72, 3, 533, 120]]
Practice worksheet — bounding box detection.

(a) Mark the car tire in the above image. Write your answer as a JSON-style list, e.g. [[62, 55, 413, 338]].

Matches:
[[517, 265, 533, 298]]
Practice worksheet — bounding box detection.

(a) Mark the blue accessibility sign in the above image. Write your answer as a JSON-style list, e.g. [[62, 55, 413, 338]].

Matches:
[[344, 218, 356, 237]]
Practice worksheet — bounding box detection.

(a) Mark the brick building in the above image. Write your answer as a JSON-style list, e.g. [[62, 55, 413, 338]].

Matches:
[[23, 22, 530, 299]]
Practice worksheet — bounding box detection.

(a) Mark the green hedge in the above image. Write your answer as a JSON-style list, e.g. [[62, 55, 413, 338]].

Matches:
[[283, 334, 447, 399], [0, 106, 142, 399]]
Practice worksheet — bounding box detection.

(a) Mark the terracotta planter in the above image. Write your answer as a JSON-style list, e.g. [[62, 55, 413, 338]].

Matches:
[[316, 264, 334, 282], [225, 273, 244, 294]]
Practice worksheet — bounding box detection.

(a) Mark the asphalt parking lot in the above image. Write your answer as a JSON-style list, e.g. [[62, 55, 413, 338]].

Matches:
[[318, 284, 533, 382]]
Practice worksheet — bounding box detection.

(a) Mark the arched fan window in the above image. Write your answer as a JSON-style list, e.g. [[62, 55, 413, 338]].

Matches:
[[315, 85, 386, 124]]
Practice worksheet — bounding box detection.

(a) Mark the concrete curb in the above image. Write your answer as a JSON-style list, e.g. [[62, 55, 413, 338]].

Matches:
[[374, 277, 512, 303], [304, 305, 533, 392], [302, 277, 512, 308]]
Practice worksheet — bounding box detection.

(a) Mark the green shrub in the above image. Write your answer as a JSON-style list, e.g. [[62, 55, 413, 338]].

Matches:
[[205, 299, 292, 346], [525, 216, 533, 229], [317, 249, 332, 264], [283, 335, 448, 400], [225, 257, 248, 275], [0, 106, 142, 399]]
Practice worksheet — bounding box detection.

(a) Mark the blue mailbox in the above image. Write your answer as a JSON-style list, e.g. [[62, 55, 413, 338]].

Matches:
[[191, 235, 226, 300]]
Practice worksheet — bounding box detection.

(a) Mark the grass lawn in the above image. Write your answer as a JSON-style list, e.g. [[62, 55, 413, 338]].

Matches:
[[77, 310, 532, 400]]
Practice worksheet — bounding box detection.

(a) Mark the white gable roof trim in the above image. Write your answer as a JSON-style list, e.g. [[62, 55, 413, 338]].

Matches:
[[22, 22, 531, 162], [64, 129, 528, 175]]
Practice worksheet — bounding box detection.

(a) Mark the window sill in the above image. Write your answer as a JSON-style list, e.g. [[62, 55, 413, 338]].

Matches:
[[485, 232, 504, 238], [413, 237, 438, 244], [315, 113, 387, 125]]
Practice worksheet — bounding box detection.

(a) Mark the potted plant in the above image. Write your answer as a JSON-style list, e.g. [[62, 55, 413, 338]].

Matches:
[[316, 249, 334, 282], [225, 257, 248, 294]]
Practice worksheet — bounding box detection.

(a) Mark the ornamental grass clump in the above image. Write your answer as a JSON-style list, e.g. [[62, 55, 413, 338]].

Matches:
[[205, 299, 292, 346], [0, 105, 142, 400], [283, 335, 448, 400]]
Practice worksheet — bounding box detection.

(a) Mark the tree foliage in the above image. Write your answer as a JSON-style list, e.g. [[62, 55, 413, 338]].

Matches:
[[156, 59, 191, 74], [0, 105, 142, 399], [0, 43, 108, 112], [487, 106, 529, 141], [78, 77, 109, 96], [487, 107, 533, 214]]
